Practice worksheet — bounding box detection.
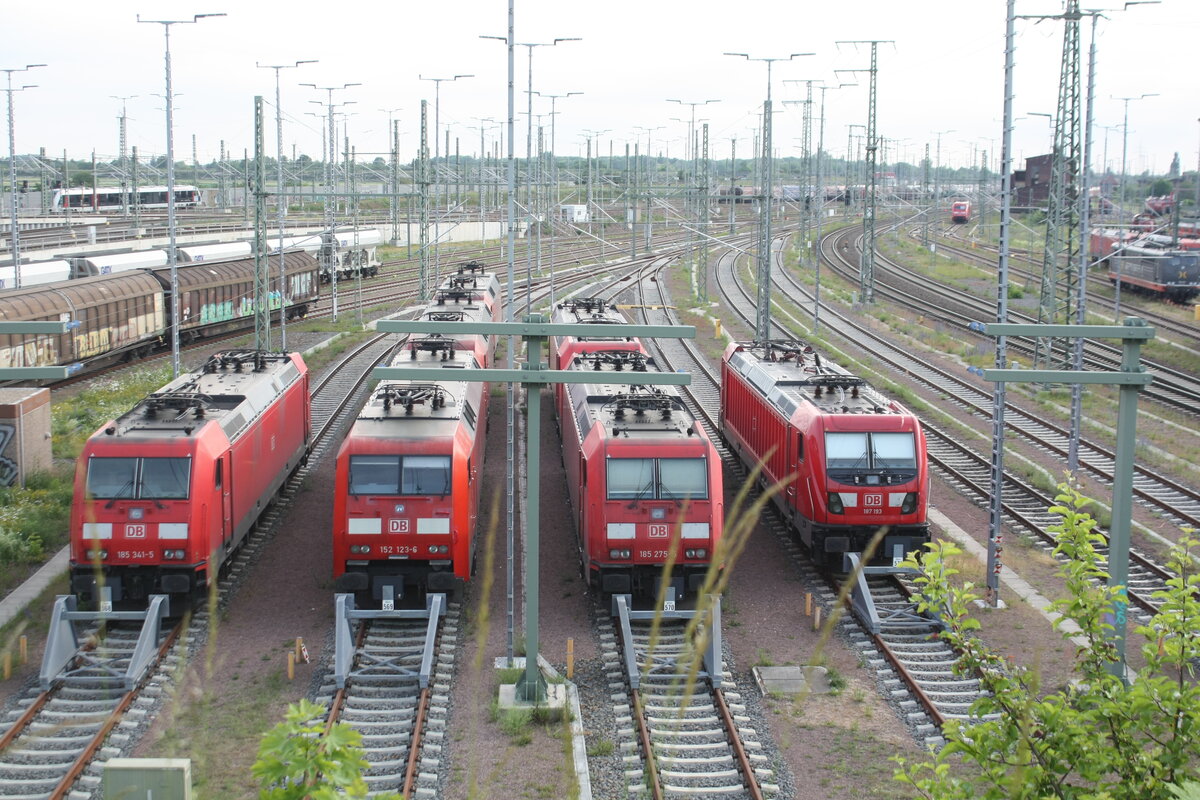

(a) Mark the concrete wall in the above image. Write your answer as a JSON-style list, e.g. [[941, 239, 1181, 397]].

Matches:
[[0, 388, 52, 487]]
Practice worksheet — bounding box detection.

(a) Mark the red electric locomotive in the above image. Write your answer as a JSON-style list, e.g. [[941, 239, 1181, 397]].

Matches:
[[332, 271, 499, 603], [558, 348, 723, 597], [720, 340, 929, 570], [950, 200, 971, 224], [70, 350, 311, 611], [550, 296, 648, 413], [550, 297, 644, 368]]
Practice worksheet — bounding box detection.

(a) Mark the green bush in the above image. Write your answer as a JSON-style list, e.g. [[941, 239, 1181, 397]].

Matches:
[[0, 472, 73, 565], [893, 481, 1200, 799]]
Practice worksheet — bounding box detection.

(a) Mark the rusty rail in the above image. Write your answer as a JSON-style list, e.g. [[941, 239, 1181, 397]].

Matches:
[[48, 621, 182, 799], [713, 687, 764, 800]]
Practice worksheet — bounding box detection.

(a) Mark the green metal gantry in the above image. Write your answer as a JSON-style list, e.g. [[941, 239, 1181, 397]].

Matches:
[[977, 317, 1153, 681], [375, 315, 696, 701]]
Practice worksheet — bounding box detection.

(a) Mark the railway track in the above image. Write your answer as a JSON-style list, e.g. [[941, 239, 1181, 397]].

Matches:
[[813, 228, 1200, 543], [929, 231, 1200, 351], [771, 231, 1183, 613], [822, 225, 1200, 418], [316, 605, 459, 797], [602, 612, 773, 800], [708, 241, 989, 746]]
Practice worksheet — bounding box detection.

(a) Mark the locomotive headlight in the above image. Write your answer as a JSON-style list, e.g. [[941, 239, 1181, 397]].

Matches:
[[350, 545, 372, 554], [827, 493, 845, 514], [901, 492, 918, 514], [163, 549, 186, 560], [609, 549, 632, 560], [685, 549, 696, 559], [86, 549, 108, 560], [695, 549, 707, 559]]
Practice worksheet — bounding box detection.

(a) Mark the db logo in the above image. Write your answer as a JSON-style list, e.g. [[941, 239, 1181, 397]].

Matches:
[[647, 524, 669, 539], [125, 524, 147, 539], [389, 519, 410, 534], [864, 494, 883, 507]]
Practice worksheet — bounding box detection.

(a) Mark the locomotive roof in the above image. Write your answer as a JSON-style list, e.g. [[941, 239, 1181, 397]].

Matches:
[[353, 351, 483, 434], [1118, 243, 1200, 259], [552, 297, 635, 340], [565, 351, 698, 439], [727, 342, 901, 417], [105, 350, 304, 440]]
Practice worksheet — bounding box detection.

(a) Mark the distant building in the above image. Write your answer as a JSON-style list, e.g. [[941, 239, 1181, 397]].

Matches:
[[1013, 153, 1053, 208]]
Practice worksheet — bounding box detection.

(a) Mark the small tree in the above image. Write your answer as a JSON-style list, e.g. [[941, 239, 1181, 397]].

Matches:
[[1149, 178, 1174, 198], [892, 481, 1200, 799], [253, 699, 402, 800]]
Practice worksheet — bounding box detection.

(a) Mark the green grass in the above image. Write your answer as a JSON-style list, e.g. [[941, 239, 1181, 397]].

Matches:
[[51, 365, 174, 458], [147, 667, 291, 799], [587, 738, 615, 758], [0, 470, 74, 573]]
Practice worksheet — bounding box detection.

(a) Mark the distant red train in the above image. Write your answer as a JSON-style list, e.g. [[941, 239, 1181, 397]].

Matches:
[[950, 200, 971, 224], [1089, 228, 1137, 262], [71, 350, 311, 611], [332, 266, 500, 603], [553, 301, 723, 597], [720, 340, 929, 570]]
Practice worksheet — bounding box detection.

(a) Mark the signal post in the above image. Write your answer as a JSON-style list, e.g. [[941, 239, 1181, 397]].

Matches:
[[376, 315, 695, 702], [973, 317, 1153, 681]]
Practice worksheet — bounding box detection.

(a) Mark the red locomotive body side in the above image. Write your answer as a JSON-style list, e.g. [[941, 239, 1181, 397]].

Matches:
[[332, 270, 498, 602], [70, 350, 310, 609], [720, 341, 929, 569], [558, 349, 723, 596]]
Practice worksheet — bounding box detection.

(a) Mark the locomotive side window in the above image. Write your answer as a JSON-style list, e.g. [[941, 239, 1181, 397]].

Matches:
[[87, 457, 138, 498], [401, 456, 451, 496], [607, 458, 655, 500], [141, 458, 191, 499], [871, 433, 917, 470], [825, 433, 869, 469], [658, 458, 708, 500], [349, 455, 401, 494]]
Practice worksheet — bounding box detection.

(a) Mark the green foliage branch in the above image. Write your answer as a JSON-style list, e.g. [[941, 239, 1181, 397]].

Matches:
[[892, 481, 1200, 800], [253, 699, 401, 800]]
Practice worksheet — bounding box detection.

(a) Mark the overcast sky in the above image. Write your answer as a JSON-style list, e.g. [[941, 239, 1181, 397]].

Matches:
[[2, 1, 1196, 179]]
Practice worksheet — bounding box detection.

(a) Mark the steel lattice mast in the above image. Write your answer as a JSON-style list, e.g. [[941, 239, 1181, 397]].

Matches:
[[418, 100, 430, 302], [1034, 0, 1083, 369], [698, 122, 710, 302], [860, 43, 880, 303], [837, 40, 890, 304], [253, 96, 270, 350]]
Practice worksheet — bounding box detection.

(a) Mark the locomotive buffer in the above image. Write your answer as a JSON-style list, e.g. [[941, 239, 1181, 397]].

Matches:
[[375, 314, 705, 701]]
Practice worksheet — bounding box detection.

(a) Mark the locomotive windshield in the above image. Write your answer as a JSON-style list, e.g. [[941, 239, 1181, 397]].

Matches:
[[349, 455, 451, 496], [606, 458, 708, 500], [86, 457, 191, 500], [86, 457, 138, 498], [825, 433, 868, 470], [871, 433, 917, 470], [658, 459, 708, 499], [825, 432, 917, 474]]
